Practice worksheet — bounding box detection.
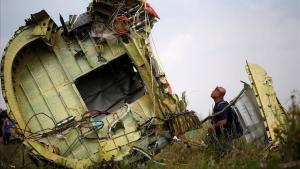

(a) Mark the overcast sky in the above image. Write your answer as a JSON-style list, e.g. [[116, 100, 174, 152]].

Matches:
[[1, 0, 299, 118]]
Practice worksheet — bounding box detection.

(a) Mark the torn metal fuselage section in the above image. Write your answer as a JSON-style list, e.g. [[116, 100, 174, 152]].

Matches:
[[231, 63, 288, 146], [232, 83, 267, 145], [245, 62, 288, 144], [0, 1, 201, 168]]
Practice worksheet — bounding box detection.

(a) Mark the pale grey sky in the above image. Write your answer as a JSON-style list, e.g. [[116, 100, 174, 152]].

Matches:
[[1, 0, 300, 118]]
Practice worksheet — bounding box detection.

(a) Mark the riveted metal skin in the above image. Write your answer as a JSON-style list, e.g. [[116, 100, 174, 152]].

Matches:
[[1, 2, 202, 168], [246, 62, 287, 143]]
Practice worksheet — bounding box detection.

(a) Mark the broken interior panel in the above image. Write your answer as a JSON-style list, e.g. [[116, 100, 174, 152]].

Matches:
[[233, 84, 267, 145], [75, 55, 146, 112]]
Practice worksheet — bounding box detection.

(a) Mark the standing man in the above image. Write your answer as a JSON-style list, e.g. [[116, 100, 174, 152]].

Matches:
[[209, 86, 233, 154], [2, 115, 15, 144], [0, 109, 6, 138]]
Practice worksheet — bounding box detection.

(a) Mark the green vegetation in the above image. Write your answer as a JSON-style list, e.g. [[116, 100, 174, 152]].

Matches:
[[1, 103, 299, 169], [144, 104, 300, 169]]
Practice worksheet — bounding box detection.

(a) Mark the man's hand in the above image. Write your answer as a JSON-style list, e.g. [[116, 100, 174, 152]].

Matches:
[[213, 119, 227, 129]]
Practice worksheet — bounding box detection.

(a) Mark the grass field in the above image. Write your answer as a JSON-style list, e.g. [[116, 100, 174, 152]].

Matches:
[[0, 109, 299, 169], [144, 108, 300, 169]]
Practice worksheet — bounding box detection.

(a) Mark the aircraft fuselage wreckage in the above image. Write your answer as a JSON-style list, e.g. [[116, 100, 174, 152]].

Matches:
[[0, 0, 287, 168]]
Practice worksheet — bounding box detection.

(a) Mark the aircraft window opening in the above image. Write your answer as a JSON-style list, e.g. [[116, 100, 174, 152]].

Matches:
[[75, 55, 146, 113]]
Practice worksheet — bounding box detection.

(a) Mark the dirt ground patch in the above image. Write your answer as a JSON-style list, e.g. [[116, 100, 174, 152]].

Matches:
[[0, 137, 38, 169]]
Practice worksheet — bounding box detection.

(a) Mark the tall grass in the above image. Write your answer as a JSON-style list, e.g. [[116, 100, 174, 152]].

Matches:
[[145, 101, 300, 169], [1, 100, 299, 169]]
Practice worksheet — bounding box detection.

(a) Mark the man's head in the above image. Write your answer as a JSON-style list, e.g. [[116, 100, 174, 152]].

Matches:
[[211, 86, 226, 100]]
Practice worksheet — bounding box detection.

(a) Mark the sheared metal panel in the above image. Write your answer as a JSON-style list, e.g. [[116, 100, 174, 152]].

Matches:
[[233, 83, 267, 145], [246, 62, 288, 142]]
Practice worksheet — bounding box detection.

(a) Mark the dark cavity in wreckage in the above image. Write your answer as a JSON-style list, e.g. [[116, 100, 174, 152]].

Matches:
[[0, 0, 287, 168]]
